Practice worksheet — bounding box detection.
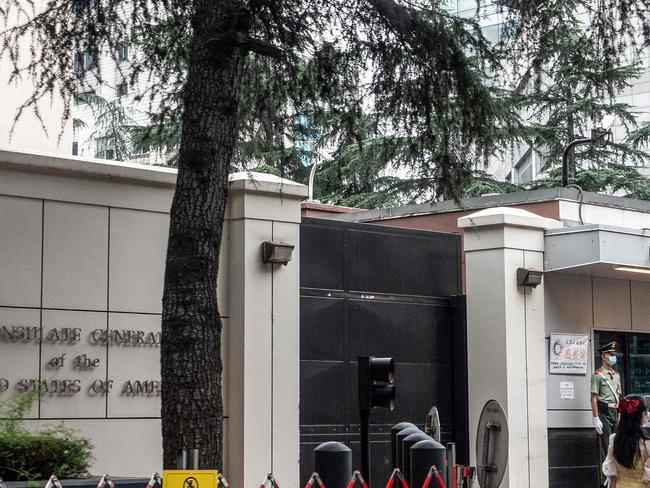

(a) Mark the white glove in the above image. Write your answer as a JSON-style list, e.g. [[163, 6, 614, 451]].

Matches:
[[593, 416, 604, 435]]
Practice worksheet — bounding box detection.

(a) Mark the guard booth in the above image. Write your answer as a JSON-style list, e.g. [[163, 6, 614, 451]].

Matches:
[[299, 217, 468, 484]]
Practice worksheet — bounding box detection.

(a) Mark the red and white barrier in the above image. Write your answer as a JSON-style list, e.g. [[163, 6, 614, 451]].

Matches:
[[384, 468, 409, 488], [259, 473, 281, 488], [421, 466, 446, 488], [96, 474, 116, 488], [346, 471, 369, 488], [217, 474, 230, 488], [303, 472, 325, 488], [44, 475, 64, 488], [146, 473, 162, 488]]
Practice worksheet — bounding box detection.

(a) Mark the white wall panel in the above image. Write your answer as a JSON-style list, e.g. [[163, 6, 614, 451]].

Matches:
[[0, 196, 42, 307], [42, 201, 108, 310], [109, 209, 168, 314]]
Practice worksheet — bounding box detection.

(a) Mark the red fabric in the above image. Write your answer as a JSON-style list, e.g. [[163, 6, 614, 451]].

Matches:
[[618, 397, 641, 415]]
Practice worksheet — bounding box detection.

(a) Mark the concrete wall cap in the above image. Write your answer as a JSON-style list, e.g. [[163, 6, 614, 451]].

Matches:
[[0, 148, 309, 198], [0, 146, 177, 186], [229, 171, 308, 197], [458, 206, 563, 230]]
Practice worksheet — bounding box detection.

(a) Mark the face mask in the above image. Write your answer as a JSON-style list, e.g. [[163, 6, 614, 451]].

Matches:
[[608, 355, 617, 366]]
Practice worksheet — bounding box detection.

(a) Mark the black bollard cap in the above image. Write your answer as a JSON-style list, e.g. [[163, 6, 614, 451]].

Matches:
[[314, 441, 352, 452], [411, 439, 446, 451], [391, 422, 417, 432]]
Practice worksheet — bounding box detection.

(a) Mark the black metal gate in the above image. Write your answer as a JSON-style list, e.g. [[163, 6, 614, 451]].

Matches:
[[299, 217, 468, 485]]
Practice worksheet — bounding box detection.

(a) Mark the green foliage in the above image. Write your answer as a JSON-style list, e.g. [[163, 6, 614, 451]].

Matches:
[[462, 170, 524, 198], [501, 0, 650, 176], [627, 122, 650, 151], [530, 164, 650, 200], [75, 93, 138, 161], [0, 393, 93, 481]]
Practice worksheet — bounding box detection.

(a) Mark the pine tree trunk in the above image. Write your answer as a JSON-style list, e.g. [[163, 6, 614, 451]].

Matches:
[[161, 0, 247, 469]]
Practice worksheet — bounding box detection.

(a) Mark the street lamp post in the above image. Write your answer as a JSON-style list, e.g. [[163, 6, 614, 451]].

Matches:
[[562, 117, 614, 187], [561, 136, 592, 187]]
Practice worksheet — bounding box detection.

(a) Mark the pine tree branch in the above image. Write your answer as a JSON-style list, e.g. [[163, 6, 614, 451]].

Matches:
[[241, 37, 284, 59], [205, 32, 284, 59], [366, 0, 439, 51]]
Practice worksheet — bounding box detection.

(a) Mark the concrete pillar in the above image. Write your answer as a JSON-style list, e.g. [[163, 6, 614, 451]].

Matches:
[[458, 207, 561, 488], [223, 172, 307, 488]]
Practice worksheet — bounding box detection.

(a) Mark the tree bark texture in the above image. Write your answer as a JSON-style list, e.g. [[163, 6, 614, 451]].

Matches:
[[161, 0, 247, 469]]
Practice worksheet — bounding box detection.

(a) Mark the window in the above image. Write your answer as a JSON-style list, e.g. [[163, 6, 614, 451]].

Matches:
[[71, 0, 97, 11], [74, 52, 95, 74], [116, 43, 129, 62], [481, 24, 501, 44], [514, 154, 533, 184], [72, 142, 78, 156], [116, 82, 128, 97], [96, 137, 115, 160], [594, 331, 650, 395]]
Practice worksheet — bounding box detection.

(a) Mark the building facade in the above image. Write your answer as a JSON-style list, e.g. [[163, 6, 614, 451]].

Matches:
[[331, 189, 650, 486]]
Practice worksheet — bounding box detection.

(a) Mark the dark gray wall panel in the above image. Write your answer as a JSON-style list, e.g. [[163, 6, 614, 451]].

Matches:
[[548, 428, 599, 488], [301, 297, 346, 361], [300, 222, 344, 290]]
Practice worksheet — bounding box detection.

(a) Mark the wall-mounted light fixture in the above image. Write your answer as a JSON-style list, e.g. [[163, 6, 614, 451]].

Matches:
[[517, 268, 543, 288], [261, 241, 295, 265]]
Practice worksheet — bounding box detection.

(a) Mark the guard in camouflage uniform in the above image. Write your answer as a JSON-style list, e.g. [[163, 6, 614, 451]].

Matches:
[[591, 341, 622, 466]]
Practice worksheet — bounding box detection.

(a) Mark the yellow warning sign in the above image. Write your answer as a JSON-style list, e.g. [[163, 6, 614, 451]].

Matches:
[[163, 470, 219, 488]]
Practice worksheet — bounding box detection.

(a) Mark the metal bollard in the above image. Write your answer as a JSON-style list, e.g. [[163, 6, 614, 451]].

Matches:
[[395, 427, 420, 470], [455, 465, 463, 488], [390, 422, 417, 468], [177, 449, 188, 469], [313, 441, 352, 488], [410, 439, 446, 488], [189, 449, 199, 470], [401, 432, 430, 486]]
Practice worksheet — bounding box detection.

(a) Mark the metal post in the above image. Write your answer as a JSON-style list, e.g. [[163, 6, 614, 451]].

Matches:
[[189, 448, 199, 469], [446, 442, 456, 488], [455, 465, 463, 488], [313, 441, 352, 488], [307, 160, 323, 202], [562, 137, 591, 187], [177, 449, 187, 469], [360, 409, 370, 484]]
